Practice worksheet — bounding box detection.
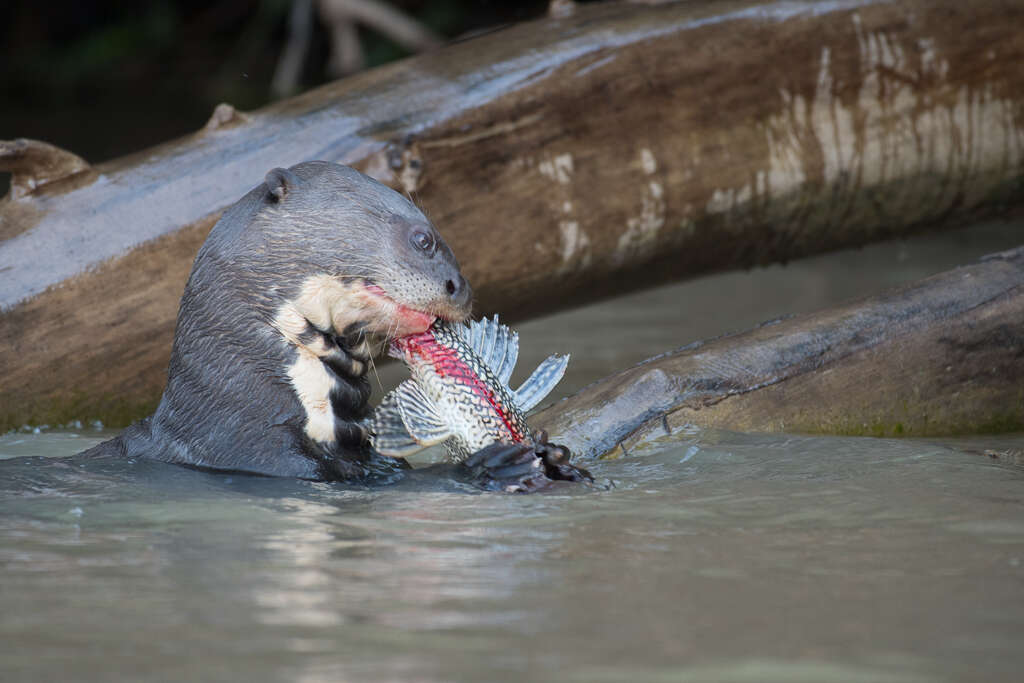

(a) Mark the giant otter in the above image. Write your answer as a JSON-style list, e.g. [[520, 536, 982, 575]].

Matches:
[[82, 161, 579, 490]]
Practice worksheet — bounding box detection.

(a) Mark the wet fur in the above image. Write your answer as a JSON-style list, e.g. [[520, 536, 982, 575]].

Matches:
[[80, 162, 469, 480]]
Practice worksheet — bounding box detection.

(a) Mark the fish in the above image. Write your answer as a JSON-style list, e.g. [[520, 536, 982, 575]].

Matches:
[[367, 316, 569, 463]]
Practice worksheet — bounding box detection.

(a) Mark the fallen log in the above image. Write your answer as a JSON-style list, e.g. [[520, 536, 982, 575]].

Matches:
[[3, 0, 1024, 430], [536, 246, 1024, 459]]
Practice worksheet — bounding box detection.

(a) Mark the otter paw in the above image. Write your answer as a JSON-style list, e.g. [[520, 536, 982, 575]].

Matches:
[[462, 442, 550, 493], [532, 431, 593, 483]]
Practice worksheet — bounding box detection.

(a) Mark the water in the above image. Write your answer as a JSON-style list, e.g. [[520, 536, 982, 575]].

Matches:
[[2, 222, 1023, 682], [2, 430, 1022, 682]]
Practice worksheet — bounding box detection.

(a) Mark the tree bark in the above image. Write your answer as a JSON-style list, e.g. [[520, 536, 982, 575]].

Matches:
[[535, 247, 1024, 460], [2, 0, 1024, 430]]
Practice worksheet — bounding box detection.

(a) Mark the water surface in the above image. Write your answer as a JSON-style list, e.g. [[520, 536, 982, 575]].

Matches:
[[2, 429, 1022, 682], [2, 223, 1023, 682]]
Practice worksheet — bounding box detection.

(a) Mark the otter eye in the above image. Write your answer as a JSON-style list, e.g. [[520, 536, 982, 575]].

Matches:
[[411, 230, 435, 254]]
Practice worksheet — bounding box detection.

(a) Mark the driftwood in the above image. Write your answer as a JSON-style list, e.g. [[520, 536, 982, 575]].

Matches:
[[536, 247, 1024, 459], [2, 0, 1024, 430]]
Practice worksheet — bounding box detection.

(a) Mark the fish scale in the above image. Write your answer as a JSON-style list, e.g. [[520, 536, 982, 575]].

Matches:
[[424, 324, 527, 438], [405, 331, 526, 453], [367, 316, 569, 462]]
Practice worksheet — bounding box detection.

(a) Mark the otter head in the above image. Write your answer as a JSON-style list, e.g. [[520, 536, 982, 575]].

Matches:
[[236, 162, 471, 362]]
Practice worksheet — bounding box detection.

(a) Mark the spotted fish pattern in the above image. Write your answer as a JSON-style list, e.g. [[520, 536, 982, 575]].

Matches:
[[368, 316, 569, 463]]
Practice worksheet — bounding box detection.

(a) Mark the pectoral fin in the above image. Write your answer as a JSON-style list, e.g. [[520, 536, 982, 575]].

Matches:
[[394, 379, 452, 446], [514, 354, 569, 413], [368, 392, 424, 457]]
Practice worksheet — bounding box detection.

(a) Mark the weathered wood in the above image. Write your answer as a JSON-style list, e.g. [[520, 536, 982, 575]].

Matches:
[[3, 0, 1024, 430], [0, 139, 90, 204], [536, 247, 1024, 459]]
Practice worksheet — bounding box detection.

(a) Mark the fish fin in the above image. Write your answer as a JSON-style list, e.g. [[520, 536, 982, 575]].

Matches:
[[450, 318, 472, 346], [466, 316, 520, 386], [481, 315, 499, 367], [394, 379, 452, 446], [468, 316, 484, 351], [498, 330, 519, 386], [489, 315, 519, 387], [368, 392, 425, 457], [514, 353, 570, 413]]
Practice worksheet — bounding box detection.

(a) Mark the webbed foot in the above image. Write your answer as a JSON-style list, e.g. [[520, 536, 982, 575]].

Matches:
[[462, 431, 592, 493], [533, 430, 593, 484], [463, 442, 548, 492]]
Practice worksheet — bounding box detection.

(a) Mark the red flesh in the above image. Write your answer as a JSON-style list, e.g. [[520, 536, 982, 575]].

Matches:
[[363, 283, 435, 334], [397, 330, 526, 443]]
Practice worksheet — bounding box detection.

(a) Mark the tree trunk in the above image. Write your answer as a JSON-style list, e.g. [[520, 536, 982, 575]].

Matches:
[[535, 247, 1024, 459], [2, 0, 1024, 430]]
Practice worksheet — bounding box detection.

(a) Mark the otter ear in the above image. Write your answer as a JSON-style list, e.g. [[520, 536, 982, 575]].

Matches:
[[265, 167, 303, 203]]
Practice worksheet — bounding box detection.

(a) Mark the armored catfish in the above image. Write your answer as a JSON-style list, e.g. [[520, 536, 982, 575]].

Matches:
[[368, 316, 569, 463]]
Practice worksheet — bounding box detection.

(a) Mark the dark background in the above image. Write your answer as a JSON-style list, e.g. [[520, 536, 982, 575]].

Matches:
[[1, 0, 584, 174]]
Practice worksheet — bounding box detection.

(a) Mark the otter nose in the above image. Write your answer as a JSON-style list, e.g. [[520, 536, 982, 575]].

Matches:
[[444, 274, 472, 309]]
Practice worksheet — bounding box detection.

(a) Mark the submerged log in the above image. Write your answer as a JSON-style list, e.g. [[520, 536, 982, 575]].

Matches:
[[3, 0, 1024, 430], [536, 247, 1024, 459]]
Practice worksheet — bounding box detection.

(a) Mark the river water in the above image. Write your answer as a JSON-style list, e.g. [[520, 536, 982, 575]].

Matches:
[[2, 222, 1023, 682]]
